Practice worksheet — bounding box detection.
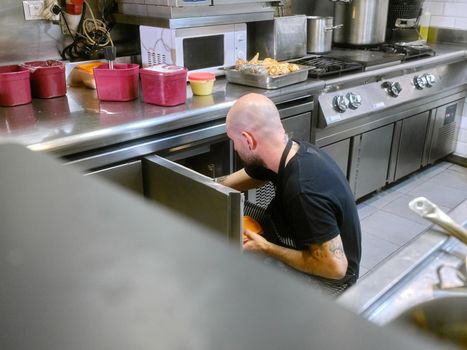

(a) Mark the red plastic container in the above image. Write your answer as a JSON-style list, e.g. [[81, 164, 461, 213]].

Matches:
[[0, 65, 31, 107], [23, 60, 66, 99], [140, 64, 187, 106], [94, 63, 140, 102]]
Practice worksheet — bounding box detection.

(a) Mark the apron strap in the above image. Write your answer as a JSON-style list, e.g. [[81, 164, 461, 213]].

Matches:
[[278, 139, 293, 174]]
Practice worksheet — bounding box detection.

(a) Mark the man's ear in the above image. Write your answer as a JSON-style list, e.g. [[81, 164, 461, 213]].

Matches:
[[241, 131, 257, 151]]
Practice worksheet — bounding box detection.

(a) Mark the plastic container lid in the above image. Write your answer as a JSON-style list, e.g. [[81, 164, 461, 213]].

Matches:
[[188, 72, 216, 81], [142, 64, 187, 76], [23, 60, 65, 74]]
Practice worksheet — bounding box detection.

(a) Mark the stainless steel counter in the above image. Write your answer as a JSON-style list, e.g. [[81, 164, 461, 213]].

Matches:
[[0, 74, 323, 158], [0, 44, 465, 160]]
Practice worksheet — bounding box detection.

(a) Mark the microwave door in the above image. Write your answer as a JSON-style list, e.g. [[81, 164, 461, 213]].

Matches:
[[180, 35, 225, 71], [142, 155, 243, 247]]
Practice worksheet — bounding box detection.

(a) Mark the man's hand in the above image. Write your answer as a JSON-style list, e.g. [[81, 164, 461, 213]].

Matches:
[[243, 229, 270, 253]]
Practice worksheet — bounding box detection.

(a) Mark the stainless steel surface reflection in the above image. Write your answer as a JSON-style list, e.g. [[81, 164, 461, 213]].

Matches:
[[0, 86, 236, 157]]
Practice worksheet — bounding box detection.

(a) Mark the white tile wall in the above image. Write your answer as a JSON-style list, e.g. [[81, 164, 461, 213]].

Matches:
[[423, 1, 467, 157], [424, 0, 467, 30]]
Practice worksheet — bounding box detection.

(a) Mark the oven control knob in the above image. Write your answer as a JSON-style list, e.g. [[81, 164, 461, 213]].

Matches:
[[413, 75, 427, 89], [383, 81, 402, 97], [424, 73, 436, 87], [346, 92, 362, 109], [333, 95, 349, 113]]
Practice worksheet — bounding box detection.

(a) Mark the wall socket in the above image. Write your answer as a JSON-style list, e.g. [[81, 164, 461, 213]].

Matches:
[[23, 0, 58, 21]]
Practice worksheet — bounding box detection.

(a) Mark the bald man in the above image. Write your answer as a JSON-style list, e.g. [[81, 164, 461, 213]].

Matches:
[[222, 93, 361, 291]]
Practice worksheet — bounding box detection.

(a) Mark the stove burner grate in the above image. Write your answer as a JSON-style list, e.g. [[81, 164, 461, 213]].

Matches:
[[292, 56, 364, 78], [378, 43, 436, 61]]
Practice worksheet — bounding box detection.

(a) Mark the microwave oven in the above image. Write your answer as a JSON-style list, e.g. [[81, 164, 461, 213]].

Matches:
[[139, 24, 247, 75]]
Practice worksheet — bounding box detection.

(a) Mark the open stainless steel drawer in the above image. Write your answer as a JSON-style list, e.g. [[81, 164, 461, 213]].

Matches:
[[142, 155, 244, 247]]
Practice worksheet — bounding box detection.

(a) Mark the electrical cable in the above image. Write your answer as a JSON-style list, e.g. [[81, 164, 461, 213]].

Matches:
[[82, 0, 113, 48], [58, 0, 114, 61]]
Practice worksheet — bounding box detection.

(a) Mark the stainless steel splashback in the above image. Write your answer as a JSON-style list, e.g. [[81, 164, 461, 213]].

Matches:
[[0, 0, 62, 64]]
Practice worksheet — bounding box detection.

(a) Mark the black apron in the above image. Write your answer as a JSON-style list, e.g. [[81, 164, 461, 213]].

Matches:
[[263, 139, 296, 248], [262, 140, 354, 295]]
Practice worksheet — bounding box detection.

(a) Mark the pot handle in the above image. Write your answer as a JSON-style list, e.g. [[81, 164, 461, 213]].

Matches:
[[325, 24, 344, 31]]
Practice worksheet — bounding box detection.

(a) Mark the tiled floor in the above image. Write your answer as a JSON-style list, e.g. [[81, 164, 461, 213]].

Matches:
[[357, 161, 467, 278]]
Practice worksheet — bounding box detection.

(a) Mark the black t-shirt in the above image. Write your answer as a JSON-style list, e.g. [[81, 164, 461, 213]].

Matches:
[[245, 141, 362, 283]]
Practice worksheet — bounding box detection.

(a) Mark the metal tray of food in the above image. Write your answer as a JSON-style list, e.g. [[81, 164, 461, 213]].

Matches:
[[223, 64, 311, 90]]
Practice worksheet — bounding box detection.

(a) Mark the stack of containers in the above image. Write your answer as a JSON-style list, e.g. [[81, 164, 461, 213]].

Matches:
[[23, 60, 67, 99], [140, 64, 188, 106], [93, 63, 140, 101], [0, 65, 32, 107]]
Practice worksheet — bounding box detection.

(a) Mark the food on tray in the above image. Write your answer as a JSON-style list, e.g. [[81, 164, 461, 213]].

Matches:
[[234, 53, 300, 77]]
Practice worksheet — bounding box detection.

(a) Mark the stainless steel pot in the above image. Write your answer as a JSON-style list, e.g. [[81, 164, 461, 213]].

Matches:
[[307, 16, 343, 54], [333, 0, 389, 46]]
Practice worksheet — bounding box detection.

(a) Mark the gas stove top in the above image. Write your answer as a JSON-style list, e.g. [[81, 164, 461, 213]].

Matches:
[[292, 56, 364, 78], [377, 42, 436, 61], [293, 43, 436, 78]]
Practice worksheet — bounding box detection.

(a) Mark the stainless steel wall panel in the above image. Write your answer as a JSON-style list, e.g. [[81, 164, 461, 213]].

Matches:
[[1, 0, 62, 64]]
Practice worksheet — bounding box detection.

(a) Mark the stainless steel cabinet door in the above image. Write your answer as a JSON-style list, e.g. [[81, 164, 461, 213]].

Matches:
[[349, 124, 394, 200], [393, 111, 430, 181], [320, 139, 351, 179], [143, 155, 244, 246]]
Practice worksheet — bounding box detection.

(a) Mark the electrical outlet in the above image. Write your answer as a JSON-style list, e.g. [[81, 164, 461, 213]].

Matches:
[[23, 0, 58, 20], [23, 0, 46, 20]]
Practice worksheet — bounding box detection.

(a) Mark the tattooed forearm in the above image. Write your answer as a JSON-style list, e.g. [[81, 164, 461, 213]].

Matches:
[[328, 239, 345, 260]]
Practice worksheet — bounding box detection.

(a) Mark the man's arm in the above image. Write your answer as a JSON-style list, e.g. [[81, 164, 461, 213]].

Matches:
[[218, 168, 266, 192], [243, 231, 348, 280]]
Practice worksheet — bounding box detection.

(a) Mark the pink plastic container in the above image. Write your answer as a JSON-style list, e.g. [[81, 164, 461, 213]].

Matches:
[[140, 64, 187, 106], [0, 65, 31, 107], [93, 63, 140, 101], [23, 60, 66, 98]]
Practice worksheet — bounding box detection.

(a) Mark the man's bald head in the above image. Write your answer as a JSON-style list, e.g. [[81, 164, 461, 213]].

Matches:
[[226, 93, 285, 142]]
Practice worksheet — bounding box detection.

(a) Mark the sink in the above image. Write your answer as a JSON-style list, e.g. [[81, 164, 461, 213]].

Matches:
[[390, 296, 467, 349], [338, 200, 467, 330], [363, 220, 467, 326]]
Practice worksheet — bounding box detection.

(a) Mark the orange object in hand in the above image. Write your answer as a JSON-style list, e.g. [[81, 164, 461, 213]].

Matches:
[[243, 216, 263, 241]]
